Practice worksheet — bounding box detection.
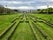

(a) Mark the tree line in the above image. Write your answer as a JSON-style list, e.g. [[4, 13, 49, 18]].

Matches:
[[0, 5, 20, 15], [32, 7, 53, 14]]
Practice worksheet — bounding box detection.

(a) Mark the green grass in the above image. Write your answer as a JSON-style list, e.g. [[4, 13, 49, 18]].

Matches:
[[36, 22, 53, 39], [0, 14, 21, 34], [32, 14, 53, 23], [0, 13, 53, 40], [9, 22, 35, 40]]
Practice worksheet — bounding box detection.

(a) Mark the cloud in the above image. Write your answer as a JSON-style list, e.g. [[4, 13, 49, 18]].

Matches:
[[36, 6, 47, 9], [6, 6, 35, 10], [0, 0, 53, 10], [37, 0, 53, 2], [0, 1, 35, 7], [36, 5, 53, 9], [17, 6, 35, 10], [49, 5, 53, 8], [0, 1, 34, 4], [0, 1, 24, 4]]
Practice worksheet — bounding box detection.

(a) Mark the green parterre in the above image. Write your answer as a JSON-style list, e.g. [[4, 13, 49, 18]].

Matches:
[[0, 13, 53, 40]]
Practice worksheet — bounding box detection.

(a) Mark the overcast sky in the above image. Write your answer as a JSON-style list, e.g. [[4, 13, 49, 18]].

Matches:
[[0, 0, 53, 10]]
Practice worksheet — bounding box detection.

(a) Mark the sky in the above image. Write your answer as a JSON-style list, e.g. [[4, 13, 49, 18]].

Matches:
[[0, 0, 53, 10]]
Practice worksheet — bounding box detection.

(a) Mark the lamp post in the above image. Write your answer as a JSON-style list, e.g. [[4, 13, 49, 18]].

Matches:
[[47, 4, 49, 14], [5, 5, 7, 14]]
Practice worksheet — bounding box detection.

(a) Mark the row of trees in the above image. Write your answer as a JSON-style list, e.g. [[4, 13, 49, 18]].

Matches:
[[0, 5, 20, 15], [32, 7, 53, 14], [37, 7, 53, 14]]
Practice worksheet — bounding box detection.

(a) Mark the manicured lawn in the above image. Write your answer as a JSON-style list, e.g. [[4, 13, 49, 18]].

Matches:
[[10, 22, 35, 40], [0, 13, 53, 40], [0, 14, 21, 34]]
